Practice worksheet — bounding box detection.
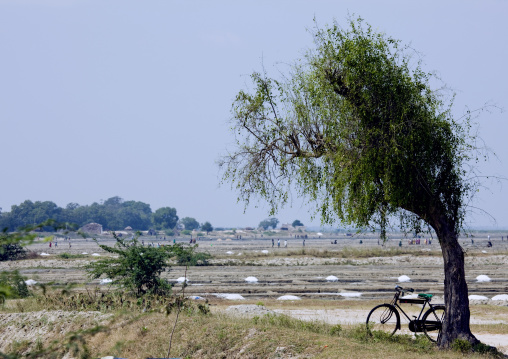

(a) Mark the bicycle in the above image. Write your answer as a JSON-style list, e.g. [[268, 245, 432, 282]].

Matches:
[[366, 285, 445, 342]]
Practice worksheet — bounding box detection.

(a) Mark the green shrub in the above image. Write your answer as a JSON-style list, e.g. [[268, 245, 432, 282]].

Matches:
[[0, 243, 26, 261], [451, 338, 472, 353], [0, 270, 29, 299], [330, 324, 342, 336], [57, 253, 86, 259]]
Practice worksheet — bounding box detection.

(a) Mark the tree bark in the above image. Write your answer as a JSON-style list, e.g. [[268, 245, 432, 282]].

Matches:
[[437, 225, 478, 347]]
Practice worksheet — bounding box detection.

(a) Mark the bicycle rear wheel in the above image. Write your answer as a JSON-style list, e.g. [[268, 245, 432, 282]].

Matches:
[[422, 305, 445, 342], [366, 304, 400, 335]]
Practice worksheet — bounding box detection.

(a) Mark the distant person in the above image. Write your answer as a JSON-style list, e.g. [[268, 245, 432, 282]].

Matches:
[[284, 240, 287, 248], [277, 239, 280, 248], [487, 241, 493, 248], [49, 241, 52, 248], [303, 239, 305, 247], [272, 238, 274, 248], [471, 238, 474, 245], [399, 240, 402, 247]]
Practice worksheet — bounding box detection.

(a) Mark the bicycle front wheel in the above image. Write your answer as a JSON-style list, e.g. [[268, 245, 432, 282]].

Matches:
[[366, 304, 400, 335], [422, 305, 445, 342]]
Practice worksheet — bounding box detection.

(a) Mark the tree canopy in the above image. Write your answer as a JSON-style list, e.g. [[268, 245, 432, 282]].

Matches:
[[258, 218, 279, 230], [153, 207, 179, 230], [220, 18, 480, 347], [292, 219, 304, 227], [0, 197, 179, 232], [200, 221, 213, 234], [180, 217, 199, 231]]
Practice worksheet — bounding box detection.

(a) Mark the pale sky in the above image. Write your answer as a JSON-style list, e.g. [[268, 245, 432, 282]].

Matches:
[[1, 0, 507, 229]]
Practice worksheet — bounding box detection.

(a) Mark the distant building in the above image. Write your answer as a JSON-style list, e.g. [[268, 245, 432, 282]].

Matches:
[[124, 226, 133, 232], [80, 223, 103, 235]]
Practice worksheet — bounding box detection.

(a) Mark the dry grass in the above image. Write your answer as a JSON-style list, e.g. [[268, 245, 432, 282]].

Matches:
[[86, 310, 502, 359], [2, 295, 505, 358], [213, 247, 443, 261]]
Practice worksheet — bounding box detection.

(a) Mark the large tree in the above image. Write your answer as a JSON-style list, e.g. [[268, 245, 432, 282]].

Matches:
[[220, 18, 481, 347]]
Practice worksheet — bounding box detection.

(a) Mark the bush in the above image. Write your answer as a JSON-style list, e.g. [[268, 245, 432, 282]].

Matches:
[[165, 229, 175, 236], [86, 235, 180, 296], [0, 243, 26, 261], [86, 234, 209, 296], [451, 338, 472, 353], [176, 249, 211, 266], [0, 270, 29, 299]]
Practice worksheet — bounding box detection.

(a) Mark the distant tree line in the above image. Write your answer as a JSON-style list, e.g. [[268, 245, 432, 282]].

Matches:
[[0, 196, 211, 233]]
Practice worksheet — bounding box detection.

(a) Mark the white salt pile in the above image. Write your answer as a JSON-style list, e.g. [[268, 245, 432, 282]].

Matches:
[[326, 275, 339, 282], [237, 253, 242, 256], [277, 295, 301, 300], [481, 250, 487, 253], [398, 275, 411, 282], [215, 293, 245, 300], [339, 292, 362, 297], [226, 251, 234, 255], [24, 279, 37, 286], [492, 294, 508, 301], [245, 276, 258, 283], [476, 275, 491, 282], [261, 250, 269, 254], [469, 295, 489, 300], [400, 294, 418, 299], [81, 252, 88, 255], [91, 253, 101, 257], [100, 278, 113, 285], [177, 277, 189, 283], [40, 253, 50, 256]]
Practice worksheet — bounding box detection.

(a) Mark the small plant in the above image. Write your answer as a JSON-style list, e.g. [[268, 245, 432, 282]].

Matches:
[[330, 324, 342, 336], [451, 338, 472, 353], [473, 342, 499, 356], [256, 301, 265, 306], [0, 270, 29, 299]]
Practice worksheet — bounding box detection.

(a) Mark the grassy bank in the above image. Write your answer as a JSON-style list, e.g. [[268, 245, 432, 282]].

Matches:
[[1, 295, 504, 358]]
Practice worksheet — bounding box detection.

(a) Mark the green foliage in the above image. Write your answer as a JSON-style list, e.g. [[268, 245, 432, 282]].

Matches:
[[153, 207, 179, 230], [165, 229, 175, 236], [86, 233, 210, 296], [181, 217, 199, 230], [220, 17, 476, 239], [0, 243, 26, 261], [57, 253, 86, 259], [175, 247, 211, 266], [292, 219, 304, 227], [200, 221, 213, 233], [0, 196, 160, 232], [329, 324, 342, 336], [86, 233, 186, 296], [451, 338, 472, 353], [258, 218, 279, 230], [0, 270, 29, 299], [181, 230, 191, 236]]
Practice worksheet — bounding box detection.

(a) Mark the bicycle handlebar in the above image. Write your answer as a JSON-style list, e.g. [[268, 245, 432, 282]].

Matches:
[[395, 285, 414, 293]]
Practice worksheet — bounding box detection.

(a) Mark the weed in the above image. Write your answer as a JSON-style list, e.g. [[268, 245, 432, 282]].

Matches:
[[451, 338, 472, 353]]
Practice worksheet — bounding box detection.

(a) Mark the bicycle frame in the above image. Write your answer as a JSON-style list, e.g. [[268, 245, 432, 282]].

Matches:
[[388, 287, 438, 332]]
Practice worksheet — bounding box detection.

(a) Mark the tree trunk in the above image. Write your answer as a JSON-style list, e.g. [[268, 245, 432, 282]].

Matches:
[[437, 227, 478, 347]]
